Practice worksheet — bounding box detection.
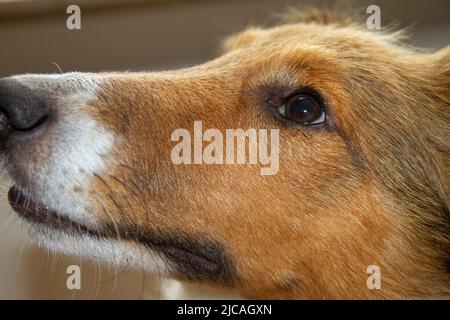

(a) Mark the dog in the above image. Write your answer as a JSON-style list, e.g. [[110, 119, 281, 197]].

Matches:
[[0, 9, 448, 299]]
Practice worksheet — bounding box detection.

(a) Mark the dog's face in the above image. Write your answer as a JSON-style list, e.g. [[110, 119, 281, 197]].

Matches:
[[1, 13, 449, 298]]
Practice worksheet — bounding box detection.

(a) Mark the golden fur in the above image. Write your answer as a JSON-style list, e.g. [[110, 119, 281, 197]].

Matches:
[[21, 10, 450, 299]]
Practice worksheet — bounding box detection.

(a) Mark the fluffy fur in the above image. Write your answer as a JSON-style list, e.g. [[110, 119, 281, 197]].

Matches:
[[2, 10, 449, 299]]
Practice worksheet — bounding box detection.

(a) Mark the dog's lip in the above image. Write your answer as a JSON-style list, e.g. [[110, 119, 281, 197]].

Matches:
[[8, 186, 94, 235], [7, 187, 233, 282]]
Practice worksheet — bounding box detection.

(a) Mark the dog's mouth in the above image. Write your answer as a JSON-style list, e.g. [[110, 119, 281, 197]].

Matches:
[[8, 186, 96, 236], [8, 186, 236, 285]]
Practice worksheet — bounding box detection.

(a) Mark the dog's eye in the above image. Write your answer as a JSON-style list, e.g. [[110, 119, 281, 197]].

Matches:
[[278, 93, 325, 125]]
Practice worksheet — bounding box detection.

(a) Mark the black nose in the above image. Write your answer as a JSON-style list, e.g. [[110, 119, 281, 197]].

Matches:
[[0, 78, 51, 139]]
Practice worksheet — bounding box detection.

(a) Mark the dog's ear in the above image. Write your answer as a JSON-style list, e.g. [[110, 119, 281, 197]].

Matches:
[[279, 8, 356, 27], [434, 45, 450, 89], [220, 27, 264, 53], [220, 8, 357, 54]]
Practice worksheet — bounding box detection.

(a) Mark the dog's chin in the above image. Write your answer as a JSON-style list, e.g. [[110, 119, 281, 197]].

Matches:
[[8, 186, 169, 273]]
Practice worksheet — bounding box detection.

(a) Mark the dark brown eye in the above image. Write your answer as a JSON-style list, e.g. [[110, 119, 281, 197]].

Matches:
[[278, 93, 325, 125]]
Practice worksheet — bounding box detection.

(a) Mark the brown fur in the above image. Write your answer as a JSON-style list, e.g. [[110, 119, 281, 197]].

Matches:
[[76, 11, 450, 298]]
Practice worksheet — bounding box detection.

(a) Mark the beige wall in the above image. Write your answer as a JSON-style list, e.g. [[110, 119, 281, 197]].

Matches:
[[0, 0, 449, 299]]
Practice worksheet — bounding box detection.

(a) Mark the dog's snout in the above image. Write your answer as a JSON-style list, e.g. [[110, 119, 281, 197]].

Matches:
[[0, 78, 51, 138]]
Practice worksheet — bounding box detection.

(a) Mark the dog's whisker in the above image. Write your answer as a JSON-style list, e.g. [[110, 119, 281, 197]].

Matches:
[[94, 259, 102, 300], [0, 214, 16, 233], [52, 62, 63, 74], [15, 239, 27, 271]]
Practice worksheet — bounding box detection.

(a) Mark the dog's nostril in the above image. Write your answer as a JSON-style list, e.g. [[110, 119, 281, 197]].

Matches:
[[0, 78, 51, 136]]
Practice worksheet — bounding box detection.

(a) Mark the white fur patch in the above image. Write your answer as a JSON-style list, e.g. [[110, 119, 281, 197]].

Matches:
[[10, 73, 113, 226], [6, 73, 172, 283], [21, 218, 169, 274], [38, 114, 113, 225]]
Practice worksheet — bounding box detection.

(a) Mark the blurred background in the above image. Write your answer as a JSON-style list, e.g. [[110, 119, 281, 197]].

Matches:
[[0, 0, 449, 299]]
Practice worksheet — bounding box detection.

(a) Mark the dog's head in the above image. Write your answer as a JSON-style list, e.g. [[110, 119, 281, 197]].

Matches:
[[1, 11, 449, 298]]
